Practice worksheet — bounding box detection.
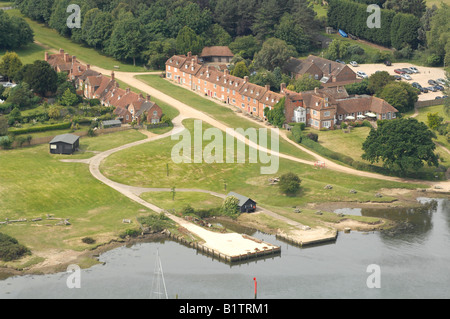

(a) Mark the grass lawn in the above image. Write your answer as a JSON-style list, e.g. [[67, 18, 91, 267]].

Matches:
[[136, 74, 316, 162], [140, 191, 223, 213], [3, 9, 150, 72], [101, 119, 426, 217], [426, 0, 450, 6], [0, 139, 156, 255]]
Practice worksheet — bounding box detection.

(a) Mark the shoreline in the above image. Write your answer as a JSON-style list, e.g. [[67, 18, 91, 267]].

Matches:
[[0, 190, 448, 280]]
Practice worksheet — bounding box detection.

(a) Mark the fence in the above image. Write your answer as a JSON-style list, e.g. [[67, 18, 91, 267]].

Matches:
[[415, 99, 446, 109]]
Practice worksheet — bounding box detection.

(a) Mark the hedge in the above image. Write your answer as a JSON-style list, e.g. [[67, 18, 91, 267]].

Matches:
[[8, 122, 72, 135]]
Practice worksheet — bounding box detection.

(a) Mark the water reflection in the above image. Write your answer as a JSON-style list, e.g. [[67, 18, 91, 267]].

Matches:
[[0, 197, 449, 299]]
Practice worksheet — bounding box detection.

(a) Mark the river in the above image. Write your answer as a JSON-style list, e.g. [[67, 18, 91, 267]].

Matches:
[[0, 197, 449, 299]]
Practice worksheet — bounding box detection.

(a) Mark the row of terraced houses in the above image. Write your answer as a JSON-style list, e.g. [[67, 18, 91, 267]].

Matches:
[[45, 49, 163, 125], [165, 52, 398, 130]]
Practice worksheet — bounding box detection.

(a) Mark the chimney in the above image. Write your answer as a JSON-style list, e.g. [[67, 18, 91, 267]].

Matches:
[[72, 56, 76, 64], [111, 71, 115, 81], [280, 83, 286, 92], [87, 64, 90, 70], [187, 51, 192, 58], [64, 53, 70, 62], [244, 76, 249, 83], [146, 94, 151, 101], [59, 48, 64, 55], [45, 52, 49, 62], [329, 63, 331, 75], [224, 69, 229, 76], [314, 87, 319, 94], [126, 87, 130, 94], [265, 84, 270, 91]]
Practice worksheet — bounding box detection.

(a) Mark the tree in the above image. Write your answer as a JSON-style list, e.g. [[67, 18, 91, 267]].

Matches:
[[108, 17, 147, 66], [275, 13, 311, 54], [60, 88, 78, 106], [175, 26, 203, 55], [5, 83, 36, 109], [379, 82, 418, 113], [266, 97, 286, 127], [232, 61, 250, 78], [292, 74, 321, 93], [368, 71, 395, 95], [362, 118, 438, 174], [252, 0, 283, 40], [383, 0, 427, 18], [18, 61, 57, 96], [0, 115, 7, 136], [0, 52, 23, 82], [427, 112, 444, 130], [0, 11, 34, 50], [278, 172, 301, 196], [253, 38, 296, 71], [325, 39, 350, 61], [221, 196, 240, 218], [229, 35, 261, 60]]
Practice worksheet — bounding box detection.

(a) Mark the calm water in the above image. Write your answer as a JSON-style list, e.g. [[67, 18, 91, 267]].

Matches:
[[0, 197, 449, 299]]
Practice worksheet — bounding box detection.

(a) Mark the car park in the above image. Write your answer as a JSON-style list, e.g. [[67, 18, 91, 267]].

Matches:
[[349, 61, 358, 67]]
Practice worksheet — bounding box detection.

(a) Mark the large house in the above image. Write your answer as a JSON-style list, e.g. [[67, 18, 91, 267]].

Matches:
[[165, 52, 398, 130], [200, 46, 234, 64], [284, 55, 360, 88], [45, 50, 163, 125]]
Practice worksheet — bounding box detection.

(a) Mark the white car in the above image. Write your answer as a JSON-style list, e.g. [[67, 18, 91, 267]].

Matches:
[[350, 61, 358, 67], [356, 71, 368, 78], [401, 74, 412, 80], [2, 82, 16, 88], [436, 78, 447, 86], [408, 67, 419, 73]]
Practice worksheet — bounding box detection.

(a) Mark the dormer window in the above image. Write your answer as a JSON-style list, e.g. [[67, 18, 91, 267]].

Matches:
[[217, 76, 219, 81], [266, 97, 269, 101], [185, 65, 188, 69], [316, 102, 319, 106], [250, 89, 253, 94]]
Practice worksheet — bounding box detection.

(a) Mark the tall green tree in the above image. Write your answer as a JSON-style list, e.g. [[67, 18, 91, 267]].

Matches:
[[362, 118, 438, 174], [17, 61, 57, 96], [368, 71, 395, 95], [275, 13, 311, 55], [108, 17, 147, 65], [175, 26, 203, 55], [292, 74, 321, 93], [0, 52, 23, 82], [232, 61, 250, 78], [253, 38, 296, 71], [379, 82, 419, 113], [0, 11, 34, 50]]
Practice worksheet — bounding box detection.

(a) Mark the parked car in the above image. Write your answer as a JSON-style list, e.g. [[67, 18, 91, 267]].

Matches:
[[408, 67, 419, 73], [401, 74, 412, 80], [349, 61, 358, 67], [384, 60, 392, 66], [394, 69, 405, 74], [436, 78, 447, 86], [393, 75, 402, 81], [442, 95, 449, 99], [412, 82, 422, 89], [420, 87, 429, 93], [356, 71, 368, 79], [336, 59, 346, 64], [434, 85, 444, 91], [401, 68, 413, 74], [428, 80, 438, 86], [427, 86, 438, 92]]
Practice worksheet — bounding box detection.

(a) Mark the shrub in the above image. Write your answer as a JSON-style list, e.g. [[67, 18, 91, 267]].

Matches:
[[306, 132, 318, 142], [291, 125, 303, 143], [221, 196, 240, 219], [278, 172, 301, 196], [0, 233, 31, 261], [8, 122, 71, 135], [81, 237, 96, 244]]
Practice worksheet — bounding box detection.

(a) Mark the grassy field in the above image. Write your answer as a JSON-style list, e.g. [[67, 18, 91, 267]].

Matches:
[[0, 130, 157, 256], [140, 191, 223, 213], [136, 75, 316, 162], [101, 119, 426, 215], [2, 9, 150, 72], [426, 0, 450, 7]]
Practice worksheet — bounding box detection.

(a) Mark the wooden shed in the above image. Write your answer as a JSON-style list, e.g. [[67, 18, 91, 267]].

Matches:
[[49, 133, 80, 155], [227, 192, 257, 213]]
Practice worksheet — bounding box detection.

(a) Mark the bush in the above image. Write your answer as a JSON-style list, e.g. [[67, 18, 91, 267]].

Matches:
[[291, 125, 303, 143], [0, 233, 30, 262], [306, 132, 318, 142], [426, 54, 442, 67], [137, 213, 174, 233], [81, 237, 96, 244], [278, 172, 301, 196], [8, 122, 71, 135]]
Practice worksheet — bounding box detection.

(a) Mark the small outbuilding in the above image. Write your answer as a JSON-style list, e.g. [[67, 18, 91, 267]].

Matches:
[[100, 119, 122, 129], [49, 133, 80, 155], [227, 192, 257, 213], [200, 46, 234, 63]]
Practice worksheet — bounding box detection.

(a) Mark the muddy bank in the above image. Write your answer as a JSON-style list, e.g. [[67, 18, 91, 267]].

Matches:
[[0, 232, 167, 280]]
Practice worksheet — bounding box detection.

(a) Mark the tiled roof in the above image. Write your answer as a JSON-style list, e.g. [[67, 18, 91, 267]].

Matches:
[[201, 46, 234, 57]]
